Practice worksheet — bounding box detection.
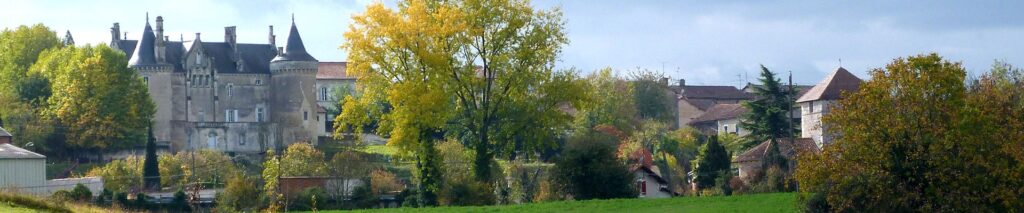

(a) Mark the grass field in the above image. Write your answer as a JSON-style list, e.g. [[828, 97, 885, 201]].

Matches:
[[316, 193, 798, 213]]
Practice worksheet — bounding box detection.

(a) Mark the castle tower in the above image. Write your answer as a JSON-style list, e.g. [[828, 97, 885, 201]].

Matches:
[[128, 14, 174, 145], [269, 17, 319, 149]]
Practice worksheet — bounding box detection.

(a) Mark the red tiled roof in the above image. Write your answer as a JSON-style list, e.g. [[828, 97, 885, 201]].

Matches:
[[317, 62, 351, 80], [688, 103, 748, 124], [734, 138, 818, 163], [797, 67, 862, 102]]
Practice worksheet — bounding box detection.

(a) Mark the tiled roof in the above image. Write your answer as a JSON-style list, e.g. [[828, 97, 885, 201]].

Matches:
[[689, 103, 748, 124], [680, 85, 752, 100], [200, 43, 277, 74], [0, 143, 45, 159], [734, 138, 818, 163], [317, 62, 351, 79], [797, 67, 863, 102]]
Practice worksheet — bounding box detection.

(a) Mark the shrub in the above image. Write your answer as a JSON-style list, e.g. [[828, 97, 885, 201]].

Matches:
[[216, 174, 261, 212], [169, 189, 190, 212], [291, 187, 328, 211], [441, 180, 495, 206], [70, 183, 92, 202], [553, 130, 636, 200], [50, 190, 74, 203], [350, 183, 378, 209]]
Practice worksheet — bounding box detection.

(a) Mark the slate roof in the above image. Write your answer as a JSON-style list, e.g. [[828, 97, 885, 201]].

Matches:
[[118, 40, 187, 72], [680, 85, 753, 100], [200, 43, 277, 74], [128, 22, 158, 66], [0, 143, 46, 159], [734, 138, 818, 163], [689, 103, 748, 124], [317, 62, 351, 79], [272, 22, 316, 62], [797, 67, 863, 103]]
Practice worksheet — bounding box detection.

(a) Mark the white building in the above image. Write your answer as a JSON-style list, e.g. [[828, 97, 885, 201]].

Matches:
[[796, 67, 862, 148], [0, 127, 47, 194]]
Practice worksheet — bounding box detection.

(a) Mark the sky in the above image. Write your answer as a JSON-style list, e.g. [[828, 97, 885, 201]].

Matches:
[[2, 0, 1023, 86]]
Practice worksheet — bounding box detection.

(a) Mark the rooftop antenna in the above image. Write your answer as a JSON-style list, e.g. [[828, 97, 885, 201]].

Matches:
[[146, 12, 149, 22], [292, 13, 295, 23], [839, 58, 843, 67]]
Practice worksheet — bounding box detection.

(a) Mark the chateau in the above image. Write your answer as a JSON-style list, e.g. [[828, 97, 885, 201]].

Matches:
[[109, 15, 354, 154]]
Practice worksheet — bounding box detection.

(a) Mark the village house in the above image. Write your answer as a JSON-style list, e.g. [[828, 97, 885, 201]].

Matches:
[[676, 79, 754, 128], [733, 137, 818, 183], [796, 67, 862, 148], [629, 149, 672, 198], [687, 103, 749, 136]]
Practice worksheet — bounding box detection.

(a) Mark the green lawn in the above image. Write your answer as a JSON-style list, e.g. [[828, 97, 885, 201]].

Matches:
[[316, 193, 798, 213], [0, 203, 38, 213]]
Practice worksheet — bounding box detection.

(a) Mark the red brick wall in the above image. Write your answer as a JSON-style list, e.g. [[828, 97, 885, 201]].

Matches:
[[279, 177, 327, 198]]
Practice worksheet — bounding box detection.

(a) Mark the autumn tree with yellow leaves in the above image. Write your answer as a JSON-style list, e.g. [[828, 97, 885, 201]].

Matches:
[[796, 54, 1024, 212], [338, 0, 584, 194]]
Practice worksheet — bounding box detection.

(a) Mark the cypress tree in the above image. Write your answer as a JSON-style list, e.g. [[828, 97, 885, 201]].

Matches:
[[693, 135, 731, 190], [143, 124, 161, 190]]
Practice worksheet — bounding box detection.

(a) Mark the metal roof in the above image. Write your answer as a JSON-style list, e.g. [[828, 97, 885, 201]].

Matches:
[[0, 143, 46, 159]]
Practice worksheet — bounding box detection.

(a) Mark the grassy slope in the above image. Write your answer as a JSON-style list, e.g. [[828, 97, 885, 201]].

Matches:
[[0, 203, 38, 213], [319, 193, 797, 213]]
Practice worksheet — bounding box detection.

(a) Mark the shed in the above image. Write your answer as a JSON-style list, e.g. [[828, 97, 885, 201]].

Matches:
[[0, 141, 47, 194]]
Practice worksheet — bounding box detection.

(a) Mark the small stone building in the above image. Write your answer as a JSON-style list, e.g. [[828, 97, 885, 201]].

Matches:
[[733, 138, 818, 183], [796, 67, 862, 148], [688, 103, 749, 136], [676, 79, 754, 129]]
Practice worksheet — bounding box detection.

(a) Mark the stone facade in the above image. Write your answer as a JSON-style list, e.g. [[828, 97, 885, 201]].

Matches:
[[795, 67, 862, 148], [110, 15, 331, 154]]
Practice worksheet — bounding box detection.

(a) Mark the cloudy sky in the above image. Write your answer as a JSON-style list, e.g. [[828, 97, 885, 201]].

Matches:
[[3, 0, 1022, 86]]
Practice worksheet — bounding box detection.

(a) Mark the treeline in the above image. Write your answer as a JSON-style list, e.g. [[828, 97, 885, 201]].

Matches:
[[0, 24, 154, 159]]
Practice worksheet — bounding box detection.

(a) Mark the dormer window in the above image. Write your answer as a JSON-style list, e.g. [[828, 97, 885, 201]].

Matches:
[[196, 54, 202, 65]]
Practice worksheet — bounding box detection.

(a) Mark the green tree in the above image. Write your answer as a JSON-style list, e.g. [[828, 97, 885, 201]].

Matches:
[[87, 156, 142, 192], [341, 0, 578, 182], [0, 24, 62, 154], [740, 65, 797, 150], [796, 54, 1024, 211], [692, 135, 730, 191], [32, 44, 155, 151], [142, 125, 160, 190], [280, 143, 328, 176], [573, 68, 636, 135], [552, 130, 636, 200], [216, 174, 261, 212], [630, 70, 675, 124]]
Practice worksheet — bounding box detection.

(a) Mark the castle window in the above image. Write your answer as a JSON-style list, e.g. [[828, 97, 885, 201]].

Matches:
[[196, 55, 202, 65], [143, 76, 149, 84], [304, 111, 308, 121], [225, 109, 239, 122], [255, 79, 262, 85], [198, 110, 205, 122], [256, 107, 265, 122], [320, 87, 328, 101], [227, 84, 234, 98], [239, 135, 246, 145]]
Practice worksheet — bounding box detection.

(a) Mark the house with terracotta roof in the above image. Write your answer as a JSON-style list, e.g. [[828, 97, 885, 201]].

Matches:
[[796, 67, 862, 148], [315, 62, 356, 138], [676, 79, 755, 129], [733, 138, 818, 182], [629, 149, 672, 198], [687, 103, 750, 136]]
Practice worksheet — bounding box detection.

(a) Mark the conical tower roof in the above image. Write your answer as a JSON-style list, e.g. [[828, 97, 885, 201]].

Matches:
[[272, 17, 317, 62], [796, 67, 863, 102], [128, 15, 158, 66]]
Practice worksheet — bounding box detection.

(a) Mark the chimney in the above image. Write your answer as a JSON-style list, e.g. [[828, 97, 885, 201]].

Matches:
[[155, 16, 166, 63], [110, 22, 121, 44], [678, 79, 686, 86], [225, 26, 238, 61], [268, 25, 276, 47], [277, 47, 284, 55]]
